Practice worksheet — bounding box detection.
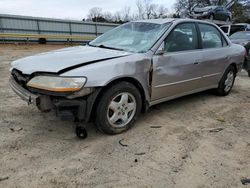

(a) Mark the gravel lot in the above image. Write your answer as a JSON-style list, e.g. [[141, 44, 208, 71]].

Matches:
[[0, 44, 250, 188]]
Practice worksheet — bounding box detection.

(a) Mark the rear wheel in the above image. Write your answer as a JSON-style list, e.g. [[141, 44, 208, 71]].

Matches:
[[95, 82, 142, 135], [216, 65, 236, 96]]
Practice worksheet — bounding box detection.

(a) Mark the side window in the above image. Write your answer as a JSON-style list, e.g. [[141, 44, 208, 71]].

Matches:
[[164, 23, 198, 53], [199, 24, 224, 49]]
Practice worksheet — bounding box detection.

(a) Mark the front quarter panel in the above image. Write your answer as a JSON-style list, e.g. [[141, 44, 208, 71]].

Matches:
[[60, 53, 152, 101]]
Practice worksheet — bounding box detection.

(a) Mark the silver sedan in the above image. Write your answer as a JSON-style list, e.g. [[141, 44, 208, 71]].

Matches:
[[10, 19, 246, 135]]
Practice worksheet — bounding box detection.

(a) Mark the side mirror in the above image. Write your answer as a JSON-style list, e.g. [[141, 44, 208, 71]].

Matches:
[[155, 42, 165, 55]]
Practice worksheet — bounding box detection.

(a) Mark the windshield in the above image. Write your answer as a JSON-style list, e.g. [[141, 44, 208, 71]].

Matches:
[[89, 22, 171, 53], [230, 32, 250, 40]]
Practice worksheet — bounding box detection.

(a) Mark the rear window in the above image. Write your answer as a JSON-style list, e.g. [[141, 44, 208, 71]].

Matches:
[[199, 24, 228, 49]]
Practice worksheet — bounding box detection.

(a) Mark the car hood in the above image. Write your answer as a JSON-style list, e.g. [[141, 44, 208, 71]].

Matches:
[[11, 45, 132, 75]]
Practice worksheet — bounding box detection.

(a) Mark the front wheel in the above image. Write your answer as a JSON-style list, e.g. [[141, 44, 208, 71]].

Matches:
[[216, 66, 236, 96], [95, 82, 142, 135]]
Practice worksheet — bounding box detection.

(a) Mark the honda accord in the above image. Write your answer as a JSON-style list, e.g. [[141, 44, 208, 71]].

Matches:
[[9, 19, 245, 135]]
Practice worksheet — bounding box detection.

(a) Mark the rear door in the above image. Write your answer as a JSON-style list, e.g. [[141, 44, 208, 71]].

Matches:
[[151, 22, 203, 101], [196, 23, 230, 86]]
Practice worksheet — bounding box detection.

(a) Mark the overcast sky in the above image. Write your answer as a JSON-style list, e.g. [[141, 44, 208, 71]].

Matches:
[[0, 0, 176, 20]]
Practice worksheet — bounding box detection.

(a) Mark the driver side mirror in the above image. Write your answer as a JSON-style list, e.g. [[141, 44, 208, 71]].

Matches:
[[155, 42, 165, 55]]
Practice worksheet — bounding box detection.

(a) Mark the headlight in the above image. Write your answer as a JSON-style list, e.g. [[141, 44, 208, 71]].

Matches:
[[202, 11, 208, 15], [27, 76, 87, 92]]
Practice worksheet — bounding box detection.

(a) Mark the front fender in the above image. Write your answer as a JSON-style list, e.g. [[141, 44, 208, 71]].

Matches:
[[60, 53, 153, 102]]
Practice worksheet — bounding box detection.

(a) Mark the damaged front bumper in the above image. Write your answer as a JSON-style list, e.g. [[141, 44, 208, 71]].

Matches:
[[9, 76, 39, 105], [9, 76, 99, 122]]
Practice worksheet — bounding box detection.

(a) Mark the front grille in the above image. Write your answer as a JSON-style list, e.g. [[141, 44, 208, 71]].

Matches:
[[11, 69, 30, 87]]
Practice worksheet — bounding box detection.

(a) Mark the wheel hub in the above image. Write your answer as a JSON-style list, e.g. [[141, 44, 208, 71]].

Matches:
[[224, 71, 234, 92], [107, 92, 136, 128]]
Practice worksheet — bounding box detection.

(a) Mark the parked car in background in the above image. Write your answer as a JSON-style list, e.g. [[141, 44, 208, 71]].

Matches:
[[221, 23, 250, 36], [9, 19, 245, 135], [230, 31, 250, 76], [190, 6, 232, 22]]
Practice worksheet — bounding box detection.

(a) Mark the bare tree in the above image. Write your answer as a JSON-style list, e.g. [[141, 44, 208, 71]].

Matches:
[[136, 0, 144, 19], [87, 7, 103, 21], [113, 11, 122, 22], [103, 11, 113, 22], [144, 0, 156, 19], [122, 6, 131, 22], [157, 5, 169, 18]]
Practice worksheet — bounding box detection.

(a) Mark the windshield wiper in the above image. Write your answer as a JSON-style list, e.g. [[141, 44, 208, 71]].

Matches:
[[92, 44, 125, 51]]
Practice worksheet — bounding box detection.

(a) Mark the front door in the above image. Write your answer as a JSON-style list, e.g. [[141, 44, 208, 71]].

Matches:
[[151, 22, 203, 101]]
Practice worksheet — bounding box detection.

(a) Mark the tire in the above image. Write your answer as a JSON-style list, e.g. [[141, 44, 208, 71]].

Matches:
[[216, 65, 236, 96], [38, 38, 47, 44], [95, 81, 142, 135], [209, 14, 214, 21], [248, 70, 250, 77]]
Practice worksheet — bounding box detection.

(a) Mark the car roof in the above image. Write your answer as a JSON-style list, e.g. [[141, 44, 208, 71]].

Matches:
[[132, 18, 175, 24], [132, 18, 217, 26]]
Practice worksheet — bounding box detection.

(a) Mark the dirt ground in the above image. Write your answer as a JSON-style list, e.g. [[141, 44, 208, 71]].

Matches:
[[0, 44, 250, 188]]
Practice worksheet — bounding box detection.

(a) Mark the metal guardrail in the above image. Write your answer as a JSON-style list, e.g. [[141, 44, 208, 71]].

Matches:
[[0, 33, 96, 40], [0, 14, 118, 43]]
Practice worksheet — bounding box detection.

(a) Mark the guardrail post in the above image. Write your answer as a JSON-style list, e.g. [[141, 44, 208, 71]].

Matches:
[[95, 23, 98, 37], [36, 19, 40, 34], [0, 18, 5, 43], [0, 17, 3, 33], [69, 22, 72, 43]]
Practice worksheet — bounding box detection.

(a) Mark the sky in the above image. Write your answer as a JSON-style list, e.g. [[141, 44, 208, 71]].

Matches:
[[0, 0, 176, 20]]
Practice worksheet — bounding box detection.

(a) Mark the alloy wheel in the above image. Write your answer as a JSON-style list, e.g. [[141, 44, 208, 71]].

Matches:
[[107, 92, 136, 128], [224, 71, 234, 92]]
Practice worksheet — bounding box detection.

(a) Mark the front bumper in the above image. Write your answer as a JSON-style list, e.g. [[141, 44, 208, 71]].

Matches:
[[9, 76, 39, 105], [189, 13, 210, 19], [9, 76, 100, 122]]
